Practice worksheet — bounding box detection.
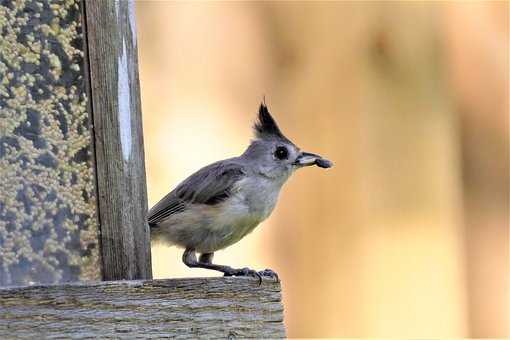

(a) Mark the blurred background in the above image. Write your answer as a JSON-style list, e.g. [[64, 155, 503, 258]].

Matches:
[[136, 1, 508, 338]]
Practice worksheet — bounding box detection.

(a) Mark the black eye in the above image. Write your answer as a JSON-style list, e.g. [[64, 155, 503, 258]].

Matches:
[[274, 146, 288, 160]]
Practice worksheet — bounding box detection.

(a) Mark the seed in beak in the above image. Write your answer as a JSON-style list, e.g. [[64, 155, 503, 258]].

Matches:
[[315, 158, 333, 168], [295, 152, 333, 168]]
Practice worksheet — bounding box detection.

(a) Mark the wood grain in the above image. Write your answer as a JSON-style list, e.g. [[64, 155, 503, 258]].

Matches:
[[83, 0, 151, 280], [0, 277, 286, 338]]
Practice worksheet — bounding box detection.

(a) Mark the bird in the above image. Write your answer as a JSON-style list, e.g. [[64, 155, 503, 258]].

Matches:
[[148, 102, 332, 281]]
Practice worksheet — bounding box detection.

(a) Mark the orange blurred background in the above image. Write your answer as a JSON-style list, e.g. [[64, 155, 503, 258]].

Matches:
[[135, 1, 508, 338]]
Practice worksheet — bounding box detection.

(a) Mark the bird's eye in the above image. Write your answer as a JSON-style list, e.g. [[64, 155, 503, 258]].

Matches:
[[274, 146, 288, 160]]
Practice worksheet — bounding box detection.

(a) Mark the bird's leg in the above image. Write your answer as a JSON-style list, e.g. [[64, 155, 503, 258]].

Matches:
[[182, 249, 278, 283], [182, 249, 255, 277], [198, 252, 214, 264], [182, 249, 238, 274]]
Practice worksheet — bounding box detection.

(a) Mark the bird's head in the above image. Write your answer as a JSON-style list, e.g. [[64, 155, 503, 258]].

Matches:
[[241, 102, 332, 180]]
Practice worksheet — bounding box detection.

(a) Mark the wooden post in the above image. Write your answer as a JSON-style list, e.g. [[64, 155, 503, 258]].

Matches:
[[83, 0, 151, 280]]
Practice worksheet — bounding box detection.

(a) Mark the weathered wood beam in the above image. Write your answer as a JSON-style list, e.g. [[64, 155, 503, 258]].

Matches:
[[83, 0, 151, 280], [0, 277, 285, 338]]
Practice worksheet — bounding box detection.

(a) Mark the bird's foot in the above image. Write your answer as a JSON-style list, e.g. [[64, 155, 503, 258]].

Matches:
[[223, 267, 261, 281], [223, 267, 279, 284]]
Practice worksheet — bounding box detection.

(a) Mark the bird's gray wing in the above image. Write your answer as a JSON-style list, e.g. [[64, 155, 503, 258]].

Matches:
[[148, 161, 246, 227]]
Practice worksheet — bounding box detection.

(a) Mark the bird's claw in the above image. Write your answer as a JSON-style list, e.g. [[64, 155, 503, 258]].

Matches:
[[223, 267, 279, 285], [224, 267, 261, 282]]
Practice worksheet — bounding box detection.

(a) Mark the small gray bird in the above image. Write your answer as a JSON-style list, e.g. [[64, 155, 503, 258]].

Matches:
[[148, 103, 332, 280]]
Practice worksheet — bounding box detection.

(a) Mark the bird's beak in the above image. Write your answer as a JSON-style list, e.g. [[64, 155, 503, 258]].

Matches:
[[294, 152, 333, 168]]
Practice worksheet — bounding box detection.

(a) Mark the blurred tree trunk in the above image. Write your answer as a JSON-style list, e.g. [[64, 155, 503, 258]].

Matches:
[[358, 3, 467, 336], [443, 2, 509, 337], [266, 2, 468, 337]]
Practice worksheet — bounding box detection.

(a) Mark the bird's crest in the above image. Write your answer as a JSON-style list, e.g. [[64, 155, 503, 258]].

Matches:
[[253, 102, 290, 143]]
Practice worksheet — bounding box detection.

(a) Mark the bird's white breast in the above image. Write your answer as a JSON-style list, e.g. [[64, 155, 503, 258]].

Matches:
[[154, 175, 286, 253], [207, 176, 282, 248]]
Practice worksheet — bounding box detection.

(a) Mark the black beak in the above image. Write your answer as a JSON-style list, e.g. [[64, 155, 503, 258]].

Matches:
[[294, 152, 333, 168]]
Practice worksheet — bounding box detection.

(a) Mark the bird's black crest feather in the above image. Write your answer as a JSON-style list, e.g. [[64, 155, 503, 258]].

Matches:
[[253, 103, 290, 142]]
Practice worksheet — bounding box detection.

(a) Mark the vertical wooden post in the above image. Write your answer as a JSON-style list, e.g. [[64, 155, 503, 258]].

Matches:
[[83, 0, 151, 280]]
